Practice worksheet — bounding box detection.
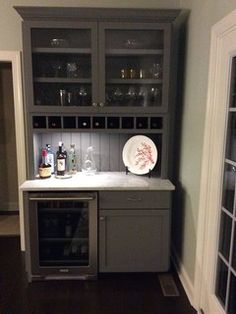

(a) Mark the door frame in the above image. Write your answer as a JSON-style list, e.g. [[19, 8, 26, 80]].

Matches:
[[0, 51, 26, 250], [193, 10, 236, 314]]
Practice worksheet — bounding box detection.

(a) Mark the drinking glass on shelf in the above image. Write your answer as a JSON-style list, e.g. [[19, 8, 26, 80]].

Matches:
[[66, 62, 78, 78], [120, 68, 129, 79], [138, 86, 148, 107], [150, 87, 161, 105], [67, 92, 74, 106], [105, 92, 112, 106], [59, 89, 66, 106], [51, 61, 63, 77]]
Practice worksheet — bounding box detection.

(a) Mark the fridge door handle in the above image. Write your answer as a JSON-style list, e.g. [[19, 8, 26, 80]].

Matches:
[[29, 196, 95, 201]]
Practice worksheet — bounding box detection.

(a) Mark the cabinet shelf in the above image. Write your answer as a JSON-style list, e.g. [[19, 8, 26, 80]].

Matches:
[[40, 259, 89, 264], [32, 47, 92, 54], [107, 78, 163, 84], [105, 49, 164, 56], [39, 237, 88, 242], [34, 77, 91, 84]]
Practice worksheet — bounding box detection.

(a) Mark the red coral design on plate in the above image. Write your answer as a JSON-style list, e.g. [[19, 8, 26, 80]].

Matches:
[[135, 142, 155, 170]]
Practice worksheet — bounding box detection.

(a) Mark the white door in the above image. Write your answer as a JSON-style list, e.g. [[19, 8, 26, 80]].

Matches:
[[194, 10, 236, 314]]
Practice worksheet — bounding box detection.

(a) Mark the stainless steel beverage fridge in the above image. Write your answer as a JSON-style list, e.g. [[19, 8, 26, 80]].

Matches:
[[23, 192, 97, 281]]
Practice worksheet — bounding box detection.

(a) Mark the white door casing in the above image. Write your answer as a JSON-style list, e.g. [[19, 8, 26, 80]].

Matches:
[[0, 51, 26, 250], [193, 10, 236, 314]]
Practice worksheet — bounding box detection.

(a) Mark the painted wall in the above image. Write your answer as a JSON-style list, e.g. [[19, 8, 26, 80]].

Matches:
[[0, 63, 18, 211], [172, 0, 236, 284]]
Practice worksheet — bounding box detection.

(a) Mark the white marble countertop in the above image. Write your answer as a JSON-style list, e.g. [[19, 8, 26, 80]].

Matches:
[[20, 172, 175, 191]]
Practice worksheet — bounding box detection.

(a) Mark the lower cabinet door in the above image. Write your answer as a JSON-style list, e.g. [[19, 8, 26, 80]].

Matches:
[[99, 209, 170, 272]]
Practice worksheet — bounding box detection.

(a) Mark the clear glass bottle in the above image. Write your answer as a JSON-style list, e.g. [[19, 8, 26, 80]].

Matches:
[[68, 143, 77, 174], [45, 144, 55, 174], [82, 146, 97, 175]]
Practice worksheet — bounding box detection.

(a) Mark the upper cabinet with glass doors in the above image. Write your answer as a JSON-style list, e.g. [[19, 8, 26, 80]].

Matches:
[[22, 22, 98, 113], [98, 23, 170, 113], [16, 8, 182, 115]]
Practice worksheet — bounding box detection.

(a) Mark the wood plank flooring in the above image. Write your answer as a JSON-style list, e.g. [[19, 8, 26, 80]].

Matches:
[[0, 215, 20, 236], [0, 236, 197, 314]]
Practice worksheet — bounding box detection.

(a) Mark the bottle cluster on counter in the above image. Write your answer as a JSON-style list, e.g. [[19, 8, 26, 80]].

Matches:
[[38, 142, 97, 178], [38, 141, 78, 178]]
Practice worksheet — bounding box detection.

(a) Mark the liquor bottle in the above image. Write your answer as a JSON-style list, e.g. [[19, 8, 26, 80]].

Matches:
[[45, 144, 55, 174], [38, 148, 51, 179], [68, 143, 77, 174], [56, 141, 66, 176]]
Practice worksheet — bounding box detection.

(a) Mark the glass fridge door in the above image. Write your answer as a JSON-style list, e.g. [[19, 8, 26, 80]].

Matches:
[[37, 200, 90, 266]]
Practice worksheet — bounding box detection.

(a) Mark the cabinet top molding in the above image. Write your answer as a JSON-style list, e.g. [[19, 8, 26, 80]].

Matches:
[[14, 6, 185, 23]]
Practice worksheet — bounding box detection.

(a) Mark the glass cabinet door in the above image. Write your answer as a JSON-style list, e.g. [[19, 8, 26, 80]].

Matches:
[[28, 23, 98, 110], [98, 23, 170, 113], [37, 200, 90, 267]]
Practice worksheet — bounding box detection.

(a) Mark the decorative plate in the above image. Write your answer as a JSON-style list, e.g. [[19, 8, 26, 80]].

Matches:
[[122, 135, 158, 175]]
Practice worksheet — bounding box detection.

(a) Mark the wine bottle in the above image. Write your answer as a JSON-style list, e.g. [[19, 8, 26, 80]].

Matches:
[[38, 148, 51, 179], [56, 141, 66, 176]]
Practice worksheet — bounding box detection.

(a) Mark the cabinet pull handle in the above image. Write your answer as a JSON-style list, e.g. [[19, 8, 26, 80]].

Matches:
[[100, 216, 105, 221], [29, 197, 95, 201], [92, 102, 97, 107], [99, 102, 104, 107], [127, 197, 142, 202]]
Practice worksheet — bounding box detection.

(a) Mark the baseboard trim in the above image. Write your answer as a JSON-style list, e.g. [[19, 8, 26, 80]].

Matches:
[[0, 202, 19, 212], [0, 210, 19, 215], [171, 246, 195, 308]]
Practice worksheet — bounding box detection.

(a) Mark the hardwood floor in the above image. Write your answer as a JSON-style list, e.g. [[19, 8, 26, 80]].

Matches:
[[0, 237, 197, 314], [0, 215, 20, 236]]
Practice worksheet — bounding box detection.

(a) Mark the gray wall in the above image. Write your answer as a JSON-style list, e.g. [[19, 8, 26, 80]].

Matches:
[[172, 0, 236, 282], [0, 63, 18, 211], [2, 0, 236, 288]]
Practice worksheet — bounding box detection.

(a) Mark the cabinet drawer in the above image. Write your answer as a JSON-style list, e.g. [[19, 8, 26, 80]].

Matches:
[[99, 191, 170, 209]]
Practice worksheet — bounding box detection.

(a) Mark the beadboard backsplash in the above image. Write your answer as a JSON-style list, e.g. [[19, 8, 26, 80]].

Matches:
[[33, 132, 162, 177]]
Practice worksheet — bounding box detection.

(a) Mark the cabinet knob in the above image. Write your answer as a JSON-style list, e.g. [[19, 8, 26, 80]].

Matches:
[[92, 102, 98, 107], [100, 216, 105, 221], [99, 102, 104, 107]]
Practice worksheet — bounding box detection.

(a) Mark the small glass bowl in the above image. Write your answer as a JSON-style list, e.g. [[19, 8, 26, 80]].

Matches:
[[124, 39, 139, 48], [50, 38, 69, 48]]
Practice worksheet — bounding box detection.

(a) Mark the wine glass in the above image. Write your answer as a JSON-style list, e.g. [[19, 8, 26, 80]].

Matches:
[[150, 63, 162, 79], [126, 86, 137, 105], [78, 86, 88, 106], [112, 87, 123, 105]]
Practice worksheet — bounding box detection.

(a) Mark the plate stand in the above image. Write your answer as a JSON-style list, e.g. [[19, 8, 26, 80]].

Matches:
[[125, 166, 152, 178]]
